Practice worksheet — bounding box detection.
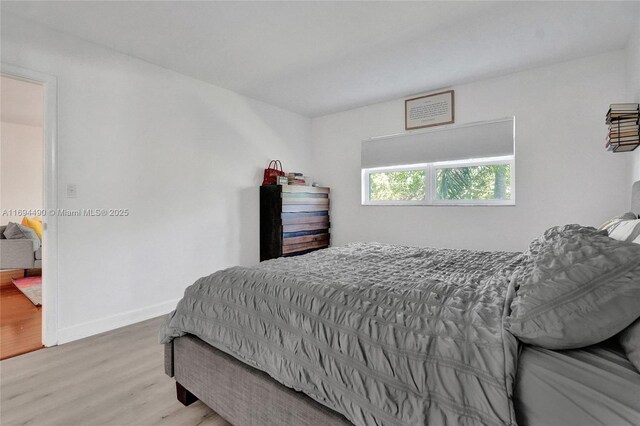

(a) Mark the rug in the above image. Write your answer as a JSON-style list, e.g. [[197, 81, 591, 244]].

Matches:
[[12, 276, 42, 306]]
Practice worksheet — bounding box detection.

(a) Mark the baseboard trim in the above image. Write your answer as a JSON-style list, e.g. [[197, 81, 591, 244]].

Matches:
[[56, 299, 180, 344]]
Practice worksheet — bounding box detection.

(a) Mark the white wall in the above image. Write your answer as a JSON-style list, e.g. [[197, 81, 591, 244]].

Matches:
[[627, 10, 640, 185], [1, 15, 312, 342], [311, 52, 631, 252], [0, 121, 44, 225]]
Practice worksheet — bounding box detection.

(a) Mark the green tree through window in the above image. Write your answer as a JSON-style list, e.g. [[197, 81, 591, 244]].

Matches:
[[369, 170, 425, 201], [435, 164, 511, 200], [366, 161, 512, 203]]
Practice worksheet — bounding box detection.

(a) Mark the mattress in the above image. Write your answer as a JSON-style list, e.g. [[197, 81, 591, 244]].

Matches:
[[514, 340, 640, 426]]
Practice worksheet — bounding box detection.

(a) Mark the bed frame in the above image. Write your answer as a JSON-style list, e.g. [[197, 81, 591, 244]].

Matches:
[[164, 335, 349, 425], [165, 181, 640, 426]]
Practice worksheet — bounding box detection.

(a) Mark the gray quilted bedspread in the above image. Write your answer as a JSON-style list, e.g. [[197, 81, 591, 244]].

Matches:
[[160, 243, 524, 426]]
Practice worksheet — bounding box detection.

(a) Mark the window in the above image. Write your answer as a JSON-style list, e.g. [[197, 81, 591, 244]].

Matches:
[[368, 168, 426, 202], [361, 118, 515, 206], [362, 156, 515, 205]]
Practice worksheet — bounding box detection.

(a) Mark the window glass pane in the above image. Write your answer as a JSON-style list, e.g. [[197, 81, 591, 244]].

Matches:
[[435, 163, 511, 200], [369, 169, 426, 201]]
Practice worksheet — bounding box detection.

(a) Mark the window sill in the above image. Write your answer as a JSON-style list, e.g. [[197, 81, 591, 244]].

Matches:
[[362, 201, 516, 207]]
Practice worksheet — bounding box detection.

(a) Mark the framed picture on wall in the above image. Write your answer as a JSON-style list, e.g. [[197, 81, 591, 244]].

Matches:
[[405, 90, 455, 130]]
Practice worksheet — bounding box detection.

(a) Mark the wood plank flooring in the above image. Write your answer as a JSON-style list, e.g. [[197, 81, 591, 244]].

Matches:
[[0, 269, 25, 288], [0, 284, 43, 360], [0, 316, 231, 426]]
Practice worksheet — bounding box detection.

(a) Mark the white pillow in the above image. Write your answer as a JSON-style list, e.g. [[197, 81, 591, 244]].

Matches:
[[608, 219, 640, 242], [599, 212, 637, 232]]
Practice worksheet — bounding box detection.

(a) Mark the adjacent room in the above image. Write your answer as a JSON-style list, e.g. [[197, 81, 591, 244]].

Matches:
[[0, 1, 639, 426], [0, 75, 44, 360]]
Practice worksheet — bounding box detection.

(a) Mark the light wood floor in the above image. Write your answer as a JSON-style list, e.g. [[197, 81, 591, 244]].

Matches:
[[0, 284, 43, 360], [0, 316, 231, 426]]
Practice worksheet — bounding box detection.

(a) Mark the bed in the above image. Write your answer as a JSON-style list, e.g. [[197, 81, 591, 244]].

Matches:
[[161, 181, 640, 426]]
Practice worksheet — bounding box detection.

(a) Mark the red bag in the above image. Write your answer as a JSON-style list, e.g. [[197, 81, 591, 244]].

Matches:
[[262, 160, 285, 185]]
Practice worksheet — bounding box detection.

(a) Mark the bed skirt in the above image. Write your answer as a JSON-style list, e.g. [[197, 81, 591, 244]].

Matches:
[[165, 335, 351, 426]]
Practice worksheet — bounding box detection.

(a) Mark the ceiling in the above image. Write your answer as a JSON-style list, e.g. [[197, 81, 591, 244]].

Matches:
[[1, 75, 44, 127], [2, 1, 639, 117]]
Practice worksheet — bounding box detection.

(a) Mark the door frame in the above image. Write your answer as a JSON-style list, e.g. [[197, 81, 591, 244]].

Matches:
[[2, 63, 59, 346]]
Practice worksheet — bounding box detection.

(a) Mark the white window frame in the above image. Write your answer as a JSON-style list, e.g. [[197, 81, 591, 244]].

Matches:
[[362, 155, 515, 206]]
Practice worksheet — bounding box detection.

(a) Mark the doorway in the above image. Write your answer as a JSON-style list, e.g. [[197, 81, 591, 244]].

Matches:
[[1, 64, 58, 356], [0, 75, 45, 358]]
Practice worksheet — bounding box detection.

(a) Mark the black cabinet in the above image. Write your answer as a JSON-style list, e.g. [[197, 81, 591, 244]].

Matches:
[[260, 185, 331, 261]]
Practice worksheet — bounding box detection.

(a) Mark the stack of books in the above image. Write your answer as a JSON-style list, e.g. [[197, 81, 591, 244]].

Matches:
[[606, 103, 639, 152], [287, 172, 307, 185]]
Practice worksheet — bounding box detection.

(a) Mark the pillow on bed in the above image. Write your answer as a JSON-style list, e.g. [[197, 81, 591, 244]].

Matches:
[[620, 318, 640, 372], [505, 224, 640, 350], [608, 219, 640, 242], [598, 212, 638, 233]]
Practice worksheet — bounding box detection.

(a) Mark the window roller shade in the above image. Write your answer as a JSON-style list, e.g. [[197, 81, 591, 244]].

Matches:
[[362, 118, 514, 168]]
